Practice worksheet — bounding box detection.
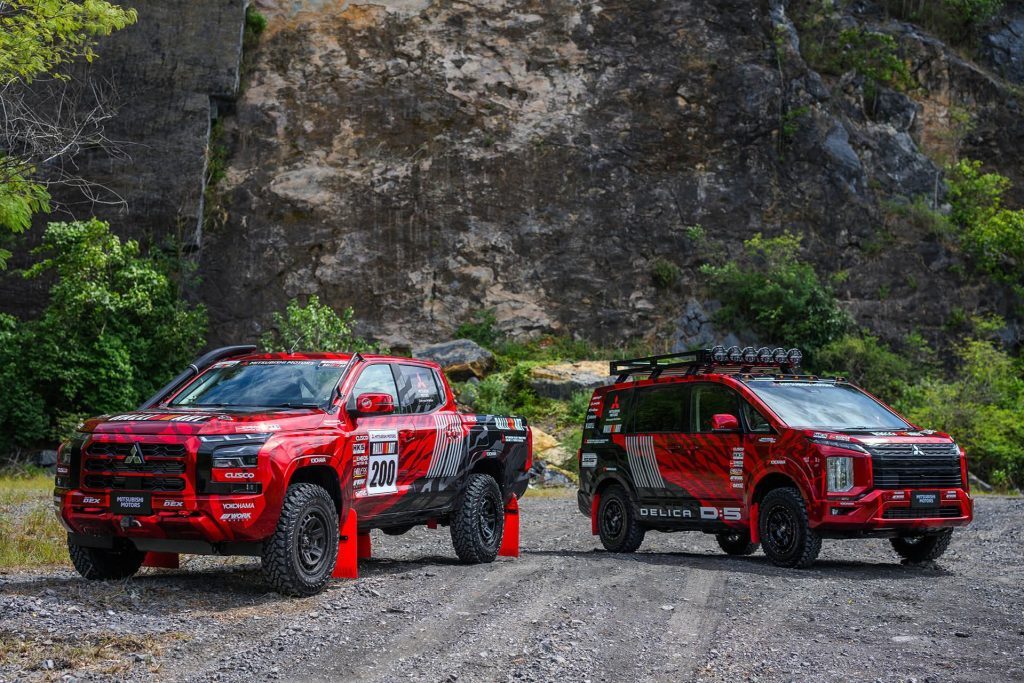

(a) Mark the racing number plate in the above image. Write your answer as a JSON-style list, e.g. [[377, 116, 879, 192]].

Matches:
[[911, 491, 940, 509], [111, 492, 152, 515], [366, 430, 399, 496]]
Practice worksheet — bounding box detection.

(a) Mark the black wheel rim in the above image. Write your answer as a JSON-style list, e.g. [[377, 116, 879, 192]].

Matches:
[[766, 505, 797, 554], [902, 535, 924, 545], [480, 495, 499, 545], [603, 499, 624, 538], [724, 533, 742, 545], [297, 509, 329, 574]]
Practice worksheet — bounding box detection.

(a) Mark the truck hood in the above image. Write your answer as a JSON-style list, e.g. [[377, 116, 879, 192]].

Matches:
[[80, 406, 326, 437], [804, 429, 956, 448]]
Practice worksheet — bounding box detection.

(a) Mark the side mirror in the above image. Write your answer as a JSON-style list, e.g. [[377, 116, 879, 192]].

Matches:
[[711, 413, 740, 431], [354, 392, 395, 416]]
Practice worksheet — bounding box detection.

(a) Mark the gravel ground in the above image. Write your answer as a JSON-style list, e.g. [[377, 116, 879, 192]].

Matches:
[[1, 494, 1021, 683]]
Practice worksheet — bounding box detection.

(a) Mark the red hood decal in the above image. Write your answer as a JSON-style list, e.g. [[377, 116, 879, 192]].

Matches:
[[83, 408, 325, 436]]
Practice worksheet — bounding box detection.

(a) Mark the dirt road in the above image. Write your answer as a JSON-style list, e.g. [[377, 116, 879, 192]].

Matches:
[[1, 494, 1021, 682]]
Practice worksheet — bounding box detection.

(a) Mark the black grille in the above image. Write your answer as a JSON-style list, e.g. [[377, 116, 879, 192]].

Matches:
[[84, 442, 187, 475], [882, 506, 962, 519], [83, 475, 186, 492], [870, 443, 962, 489]]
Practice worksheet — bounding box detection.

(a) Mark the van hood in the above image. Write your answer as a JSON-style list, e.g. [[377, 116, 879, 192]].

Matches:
[[80, 406, 326, 437]]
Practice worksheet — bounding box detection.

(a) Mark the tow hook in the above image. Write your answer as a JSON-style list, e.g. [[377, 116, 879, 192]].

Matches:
[[120, 516, 142, 529]]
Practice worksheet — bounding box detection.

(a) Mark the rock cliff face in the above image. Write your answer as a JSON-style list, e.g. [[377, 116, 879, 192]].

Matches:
[[4, 0, 1023, 351]]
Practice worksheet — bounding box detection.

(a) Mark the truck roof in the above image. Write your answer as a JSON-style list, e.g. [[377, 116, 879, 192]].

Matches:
[[230, 352, 438, 367]]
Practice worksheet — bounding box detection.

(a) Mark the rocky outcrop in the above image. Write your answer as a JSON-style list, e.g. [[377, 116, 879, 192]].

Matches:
[[413, 339, 495, 381], [529, 361, 613, 400]]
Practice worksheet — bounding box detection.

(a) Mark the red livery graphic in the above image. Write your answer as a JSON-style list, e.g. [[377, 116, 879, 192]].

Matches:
[[577, 346, 973, 567], [54, 346, 532, 595]]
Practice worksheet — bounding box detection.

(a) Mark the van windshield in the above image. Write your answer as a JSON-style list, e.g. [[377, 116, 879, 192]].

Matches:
[[745, 381, 911, 431], [170, 360, 347, 408]]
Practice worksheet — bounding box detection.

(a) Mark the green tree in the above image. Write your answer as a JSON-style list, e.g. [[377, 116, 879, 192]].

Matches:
[[0, 219, 207, 448], [261, 296, 386, 354], [0, 0, 137, 259], [700, 232, 850, 358]]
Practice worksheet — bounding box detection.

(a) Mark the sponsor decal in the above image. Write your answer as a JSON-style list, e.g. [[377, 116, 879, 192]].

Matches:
[[353, 466, 368, 478], [503, 434, 526, 443], [220, 513, 252, 521], [162, 499, 184, 508], [212, 360, 240, 368], [759, 437, 776, 443], [640, 505, 696, 519], [581, 452, 598, 468], [354, 454, 368, 467], [366, 452, 398, 496], [730, 467, 743, 476], [770, 459, 786, 465], [222, 502, 255, 510], [310, 456, 327, 464], [115, 495, 147, 510], [731, 482, 744, 489], [872, 432, 897, 437], [56, 466, 69, 475], [603, 424, 622, 434], [82, 496, 101, 504], [355, 434, 369, 442], [586, 438, 609, 445], [584, 422, 596, 429], [125, 443, 145, 466], [701, 506, 742, 521], [247, 360, 317, 365], [108, 413, 210, 423], [224, 471, 255, 479], [240, 423, 280, 432], [729, 475, 743, 482], [353, 443, 367, 455]]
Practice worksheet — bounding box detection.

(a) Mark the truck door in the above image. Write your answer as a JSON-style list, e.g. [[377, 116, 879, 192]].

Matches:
[[686, 382, 744, 513], [348, 363, 406, 518], [628, 383, 690, 507], [392, 363, 453, 510]]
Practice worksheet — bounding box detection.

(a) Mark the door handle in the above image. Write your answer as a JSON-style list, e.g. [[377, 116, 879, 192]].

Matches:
[[399, 430, 416, 444]]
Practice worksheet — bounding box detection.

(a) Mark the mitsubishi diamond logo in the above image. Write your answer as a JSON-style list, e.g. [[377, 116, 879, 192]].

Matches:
[[911, 445, 923, 456], [125, 443, 145, 466]]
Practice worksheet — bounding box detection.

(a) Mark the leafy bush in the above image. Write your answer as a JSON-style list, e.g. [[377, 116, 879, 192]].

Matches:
[[881, 0, 1004, 44], [897, 339, 1024, 488], [245, 6, 268, 36], [0, 220, 207, 449], [944, 159, 1024, 287], [815, 333, 920, 404], [651, 258, 681, 289], [700, 232, 850, 358], [261, 295, 386, 353], [454, 308, 501, 348]]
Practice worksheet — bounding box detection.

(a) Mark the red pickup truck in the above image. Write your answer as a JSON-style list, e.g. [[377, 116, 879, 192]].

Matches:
[[54, 346, 532, 595]]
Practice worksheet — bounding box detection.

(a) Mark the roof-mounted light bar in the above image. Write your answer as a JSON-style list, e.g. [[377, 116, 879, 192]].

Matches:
[[610, 345, 803, 382]]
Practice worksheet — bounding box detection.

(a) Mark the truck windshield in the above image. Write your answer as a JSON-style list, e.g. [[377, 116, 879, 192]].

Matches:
[[169, 360, 347, 408], [745, 381, 911, 431]]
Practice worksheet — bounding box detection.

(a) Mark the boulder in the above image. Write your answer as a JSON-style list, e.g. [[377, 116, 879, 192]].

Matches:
[[528, 361, 614, 400], [413, 339, 495, 381], [531, 428, 574, 467]]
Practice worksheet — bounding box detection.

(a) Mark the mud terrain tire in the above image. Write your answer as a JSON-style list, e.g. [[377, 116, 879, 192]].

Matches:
[[759, 487, 822, 568], [450, 473, 504, 564], [261, 483, 339, 596], [68, 540, 145, 580], [890, 528, 954, 562], [716, 530, 760, 556], [597, 485, 645, 553]]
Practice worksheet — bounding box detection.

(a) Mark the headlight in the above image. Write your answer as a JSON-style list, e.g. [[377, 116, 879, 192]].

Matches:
[[809, 437, 868, 454], [826, 456, 855, 492], [211, 443, 262, 468], [199, 433, 271, 443]]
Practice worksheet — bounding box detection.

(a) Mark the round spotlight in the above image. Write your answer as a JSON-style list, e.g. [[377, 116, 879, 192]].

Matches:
[[726, 345, 742, 362], [741, 346, 757, 364], [710, 345, 727, 362], [756, 347, 772, 364], [786, 348, 803, 365], [772, 347, 787, 363]]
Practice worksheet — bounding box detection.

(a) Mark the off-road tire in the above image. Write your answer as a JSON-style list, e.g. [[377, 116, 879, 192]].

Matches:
[[68, 539, 145, 580], [890, 528, 954, 563], [261, 483, 339, 597], [381, 525, 415, 536], [450, 473, 504, 564], [759, 487, 822, 568], [597, 485, 645, 553], [716, 530, 759, 556]]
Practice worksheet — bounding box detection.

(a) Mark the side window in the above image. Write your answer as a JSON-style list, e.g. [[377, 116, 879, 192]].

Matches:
[[349, 364, 399, 409], [691, 384, 739, 433], [394, 364, 443, 414], [741, 401, 772, 433], [633, 384, 690, 433]]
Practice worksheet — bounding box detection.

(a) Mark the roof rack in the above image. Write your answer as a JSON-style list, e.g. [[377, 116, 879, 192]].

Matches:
[[610, 346, 804, 383]]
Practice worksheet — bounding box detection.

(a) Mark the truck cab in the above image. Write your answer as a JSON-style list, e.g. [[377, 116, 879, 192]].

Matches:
[[55, 346, 532, 595], [577, 346, 972, 568]]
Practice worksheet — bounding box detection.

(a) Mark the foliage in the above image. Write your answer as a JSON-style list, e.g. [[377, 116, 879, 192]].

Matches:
[[897, 339, 1024, 488], [944, 159, 1024, 286], [0, 219, 207, 448], [700, 232, 850, 358], [261, 295, 386, 354], [245, 5, 267, 35], [781, 105, 811, 139], [0, 0, 137, 254], [814, 333, 922, 403], [651, 257, 680, 289], [0, 0, 138, 85], [0, 467, 65, 567], [881, 0, 1004, 44], [454, 308, 500, 349]]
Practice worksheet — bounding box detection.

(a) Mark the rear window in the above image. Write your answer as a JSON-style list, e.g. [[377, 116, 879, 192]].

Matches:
[[394, 364, 443, 413]]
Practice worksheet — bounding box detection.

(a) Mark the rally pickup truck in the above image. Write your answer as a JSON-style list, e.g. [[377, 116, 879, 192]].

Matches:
[[54, 346, 532, 595]]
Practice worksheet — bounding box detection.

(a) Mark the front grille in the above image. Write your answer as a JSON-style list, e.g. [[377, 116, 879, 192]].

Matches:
[[84, 442, 188, 476], [83, 475, 186, 492], [870, 443, 962, 489], [882, 506, 962, 519]]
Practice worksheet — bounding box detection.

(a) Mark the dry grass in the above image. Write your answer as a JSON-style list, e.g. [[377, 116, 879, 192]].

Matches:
[[0, 630, 187, 679], [522, 486, 575, 499], [0, 469, 67, 568]]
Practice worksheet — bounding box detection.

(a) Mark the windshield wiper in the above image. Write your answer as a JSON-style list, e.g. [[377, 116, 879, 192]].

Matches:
[[272, 402, 322, 409]]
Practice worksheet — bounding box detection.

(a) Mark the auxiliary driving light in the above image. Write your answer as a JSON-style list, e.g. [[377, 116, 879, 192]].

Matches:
[[756, 347, 772, 364], [726, 346, 742, 362], [786, 348, 803, 365], [711, 345, 727, 362], [772, 347, 787, 363], [741, 346, 757, 364]]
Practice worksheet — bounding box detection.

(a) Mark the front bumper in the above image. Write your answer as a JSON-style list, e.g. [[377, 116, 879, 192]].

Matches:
[[55, 488, 277, 551], [811, 487, 973, 535]]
